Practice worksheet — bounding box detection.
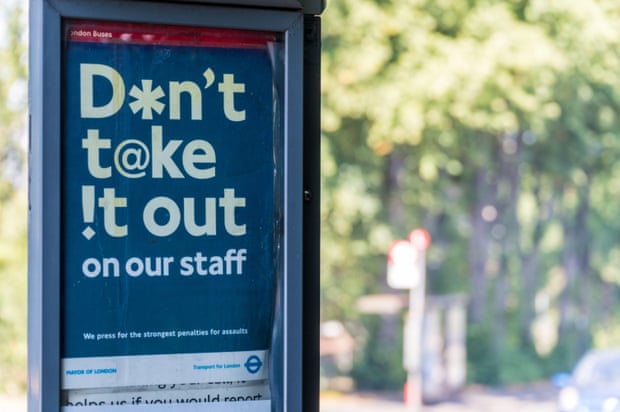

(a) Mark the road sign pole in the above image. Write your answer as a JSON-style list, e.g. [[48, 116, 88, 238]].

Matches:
[[389, 229, 430, 411], [404, 249, 425, 411]]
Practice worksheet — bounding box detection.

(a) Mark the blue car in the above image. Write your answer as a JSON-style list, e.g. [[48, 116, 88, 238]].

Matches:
[[557, 348, 620, 412]]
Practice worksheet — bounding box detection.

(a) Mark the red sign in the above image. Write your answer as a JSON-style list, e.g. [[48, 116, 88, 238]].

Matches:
[[387, 240, 420, 290], [408, 229, 431, 251], [387, 229, 431, 290]]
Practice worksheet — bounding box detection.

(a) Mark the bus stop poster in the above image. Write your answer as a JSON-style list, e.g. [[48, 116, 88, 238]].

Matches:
[[61, 19, 280, 402]]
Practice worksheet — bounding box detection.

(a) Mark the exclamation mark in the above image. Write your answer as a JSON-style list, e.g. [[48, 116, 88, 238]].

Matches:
[[82, 185, 96, 240]]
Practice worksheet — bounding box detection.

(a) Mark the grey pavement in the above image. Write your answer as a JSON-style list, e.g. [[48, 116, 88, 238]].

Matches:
[[320, 385, 557, 412], [0, 394, 25, 412]]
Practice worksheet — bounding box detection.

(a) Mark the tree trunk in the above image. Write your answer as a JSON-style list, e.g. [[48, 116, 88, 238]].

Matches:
[[468, 167, 493, 325], [559, 177, 592, 359]]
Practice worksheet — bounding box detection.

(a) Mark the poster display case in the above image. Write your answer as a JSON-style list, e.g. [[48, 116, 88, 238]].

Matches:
[[29, 1, 313, 410]]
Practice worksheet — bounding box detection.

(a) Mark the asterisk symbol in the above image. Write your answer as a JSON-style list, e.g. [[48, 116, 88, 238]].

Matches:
[[129, 80, 165, 120]]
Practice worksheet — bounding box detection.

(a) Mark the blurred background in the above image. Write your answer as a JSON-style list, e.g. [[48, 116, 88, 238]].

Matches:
[[0, 0, 28, 399], [5, 0, 620, 410]]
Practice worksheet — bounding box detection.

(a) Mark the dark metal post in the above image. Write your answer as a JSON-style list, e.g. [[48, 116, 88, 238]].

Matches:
[[303, 13, 321, 412]]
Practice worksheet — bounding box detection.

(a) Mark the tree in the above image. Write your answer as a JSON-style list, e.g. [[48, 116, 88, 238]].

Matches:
[[321, 0, 620, 385], [0, 0, 27, 393], [0, 0, 26, 199]]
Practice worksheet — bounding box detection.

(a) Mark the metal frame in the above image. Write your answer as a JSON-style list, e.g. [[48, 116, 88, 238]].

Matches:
[[28, 0, 304, 410], [302, 14, 320, 412], [131, 0, 325, 15]]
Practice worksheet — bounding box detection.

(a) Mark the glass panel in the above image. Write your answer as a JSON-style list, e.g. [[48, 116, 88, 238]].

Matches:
[[60, 19, 283, 410]]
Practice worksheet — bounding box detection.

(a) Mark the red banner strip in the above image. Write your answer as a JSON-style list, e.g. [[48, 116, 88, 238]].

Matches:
[[65, 20, 277, 48]]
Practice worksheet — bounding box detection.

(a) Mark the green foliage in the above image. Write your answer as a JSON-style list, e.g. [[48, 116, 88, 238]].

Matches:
[[322, 0, 620, 388], [350, 315, 406, 390], [0, 1, 26, 201], [466, 324, 500, 384], [0, 0, 27, 394], [467, 322, 577, 386], [0, 191, 27, 393]]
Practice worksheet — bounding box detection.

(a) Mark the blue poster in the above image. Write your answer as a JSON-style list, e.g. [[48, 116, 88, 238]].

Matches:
[[61, 20, 280, 396]]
